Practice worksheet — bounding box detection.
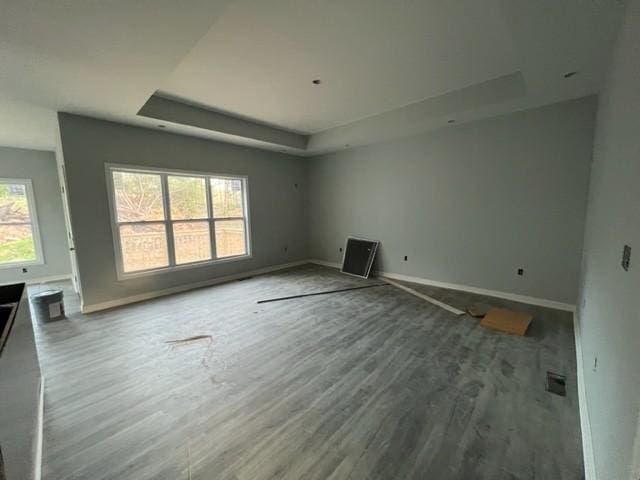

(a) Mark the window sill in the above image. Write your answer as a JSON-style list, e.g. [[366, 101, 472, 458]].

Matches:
[[0, 259, 44, 271], [116, 253, 252, 281]]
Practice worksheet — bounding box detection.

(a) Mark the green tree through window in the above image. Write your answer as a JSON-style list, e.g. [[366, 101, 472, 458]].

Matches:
[[0, 180, 41, 266], [109, 167, 248, 275]]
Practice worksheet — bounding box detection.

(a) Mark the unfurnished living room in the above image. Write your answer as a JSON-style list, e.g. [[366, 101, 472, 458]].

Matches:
[[0, 1, 638, 479]]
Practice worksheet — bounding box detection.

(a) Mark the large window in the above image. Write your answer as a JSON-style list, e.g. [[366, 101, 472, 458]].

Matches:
[[0, 179, 43, 268], [107, 166, 250, 277]]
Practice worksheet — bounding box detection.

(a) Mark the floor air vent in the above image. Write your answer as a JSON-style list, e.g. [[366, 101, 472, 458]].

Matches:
[[546, 372, 567, 397]]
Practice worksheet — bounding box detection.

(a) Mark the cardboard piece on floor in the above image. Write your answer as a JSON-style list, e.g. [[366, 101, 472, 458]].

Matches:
[[480, 308, 532, 336], [467, 302, 493, 318]]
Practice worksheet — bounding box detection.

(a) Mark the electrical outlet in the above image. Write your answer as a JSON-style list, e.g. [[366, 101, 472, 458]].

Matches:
[[284, 247, 288, 253], [339, 247, 343, 253], [517, 268, 524, 276], [22, 268, 27, 273], [404, 255, 408, 261]]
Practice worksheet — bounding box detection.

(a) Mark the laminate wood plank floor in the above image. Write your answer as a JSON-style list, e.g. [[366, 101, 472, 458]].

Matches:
[[30, 264, 583, 479]]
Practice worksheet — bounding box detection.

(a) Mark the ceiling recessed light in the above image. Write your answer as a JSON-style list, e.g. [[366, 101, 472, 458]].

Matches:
[[564, 71, 578, 78], [312, 79, 322, 85], [157, 124, 166, 128], [447, 119, 455, 124]]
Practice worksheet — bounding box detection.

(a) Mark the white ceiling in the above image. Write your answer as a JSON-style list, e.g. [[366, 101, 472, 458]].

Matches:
[[0, 0, 233, 150], [0, 0, 627, 154], [161, 0, 518, 133]]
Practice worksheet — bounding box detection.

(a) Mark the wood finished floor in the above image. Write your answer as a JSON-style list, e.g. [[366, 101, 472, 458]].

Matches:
[[31, 265, 583, 479]]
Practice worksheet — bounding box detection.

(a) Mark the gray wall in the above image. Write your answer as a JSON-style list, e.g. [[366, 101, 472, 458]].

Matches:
[[308, 97, 596, 304], [58, 113, 307, 310], [577, 1, 640, 478], [0, 146, 71, 285]]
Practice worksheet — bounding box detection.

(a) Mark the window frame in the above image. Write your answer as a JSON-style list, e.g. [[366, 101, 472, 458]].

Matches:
[[0, 178, 45, 269], [105, 164, 252, 280]]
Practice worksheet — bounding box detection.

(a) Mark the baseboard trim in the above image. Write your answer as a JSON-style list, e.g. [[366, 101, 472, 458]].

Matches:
[[0, 274, 72, 287], [308, 259, 576, 311], [309, 259, 341, 269], [82, 259, 576, 314], [81, 260, 309, 313], [573, 311, 596, 480], [383, 276, 466, 315], [28, 274, 73, 285], [34, 376, 44, 480]]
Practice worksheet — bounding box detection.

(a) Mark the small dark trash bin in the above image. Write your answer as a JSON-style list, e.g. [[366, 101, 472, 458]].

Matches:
[[30, 289, 65, 323]]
